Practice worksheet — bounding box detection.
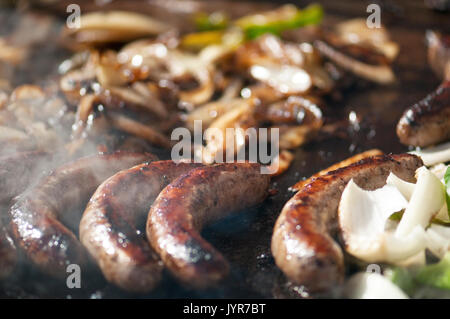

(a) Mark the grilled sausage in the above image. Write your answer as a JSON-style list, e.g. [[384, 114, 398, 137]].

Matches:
[[80, 160, 203, 292], [396, 80, 450, 147], [290, 149, 383, 192], [147, 163, 271, 289], [0, 151, 51, 279], [271, 154, 423, 292], [9, 152, 155, 279], [0, 151, 51, 204]]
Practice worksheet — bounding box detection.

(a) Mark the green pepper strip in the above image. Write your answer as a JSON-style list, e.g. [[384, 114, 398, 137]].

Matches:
[[391, 252, 450, 293], [242, 4, 324, 40], [416, 253, 450, 290], [194, 12, 229, 32]]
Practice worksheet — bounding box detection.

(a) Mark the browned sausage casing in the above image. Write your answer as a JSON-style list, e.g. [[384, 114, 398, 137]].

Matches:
[[80, 160, 203, 292], [272, 154, 423, 292], [147, 163, 271, 289], [0, 151, 52, 279], [397, 80, 450, 147], [9, 152, 155, 279], [290, 149, 383, 192]]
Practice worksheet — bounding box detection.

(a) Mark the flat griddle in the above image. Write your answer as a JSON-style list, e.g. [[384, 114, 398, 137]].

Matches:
[[0, 0, 449, 298]]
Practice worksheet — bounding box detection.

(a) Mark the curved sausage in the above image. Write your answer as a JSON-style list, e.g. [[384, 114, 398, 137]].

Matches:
[[9, 152, 155, 279], [147, 163, 271, 289], [289, 149, 383, 192], [0, 151, 51, 204], [80, 160, 203, 292], [271, 154, 423, 292], [396, 80, 450, 147], [0, 151, 51, 280]]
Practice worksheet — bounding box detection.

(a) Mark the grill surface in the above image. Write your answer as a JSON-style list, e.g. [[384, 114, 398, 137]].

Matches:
[[0, 0, 449, 299]]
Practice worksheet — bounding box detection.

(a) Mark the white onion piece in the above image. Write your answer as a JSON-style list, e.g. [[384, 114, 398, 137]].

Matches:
[[335, 18, 399, 61], [339, 180, 407, 237], [199, 29, 243, 64], [0, 125, 28, 142], [384, 226, 427, 262], [430, 163, 448, 180], [78, 11, 169, 35], [199, 45, 232, 65], [339, 180, 425, 263], [250, 64, 312, 94], [395, 250, 426, 268], [396, 166, 445, 237], [426, 224, 450, 259], [344, 272, 409, 299], [167, 51, 214, 105], [386, 172, 415, 200], [410, 141, 450, 166], [435, 203, 449, 222]]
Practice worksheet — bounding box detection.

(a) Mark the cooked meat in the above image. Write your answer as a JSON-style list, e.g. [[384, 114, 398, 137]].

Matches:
[[80, 160, 203, 292], [9, 152, 155, 279], [397, 80, 450, 147], [147, 163, 270, 289], [290, 149, 383, 191], [271, 154, 423, 292]]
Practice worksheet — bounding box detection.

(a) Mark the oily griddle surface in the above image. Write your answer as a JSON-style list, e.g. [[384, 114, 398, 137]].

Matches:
[[1, 0, 449, 298]]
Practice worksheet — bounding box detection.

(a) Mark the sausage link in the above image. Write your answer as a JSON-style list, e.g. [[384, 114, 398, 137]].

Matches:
[[0, 151, 52, 279], [397, 80, 450, 147], [147, 163, 271, 289], [271, 154, 423, 292], [80, 160, 203, 292], [9, 152, 155, 279], [290, 149, 383, 192]]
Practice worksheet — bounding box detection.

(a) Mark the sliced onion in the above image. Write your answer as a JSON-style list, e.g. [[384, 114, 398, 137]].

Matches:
[[384, 226, 427, 263], [186, 98, 250, 131], [344, 272, 409, 299], [335, 18, 399, 61], [108, 84, 168, 119], [203, 102, 253, 162], [396, 166, 445, 237], [250, 64, 312, 94], [386, 172, 415, 200], [339, 179, 426, 263], [435, 204, 449, 221], [108, 113, 170, 148], [395, 250, 426, 268], [314, 40, 395, 84], [426, 224, 450, 259], [339, 180, 408, 239], [410, 141, 450, 166], [168, 51, 214, 106], [0, 125, 28, 142], [65, 11, 170, 46], [430, 163, 449, 180]]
